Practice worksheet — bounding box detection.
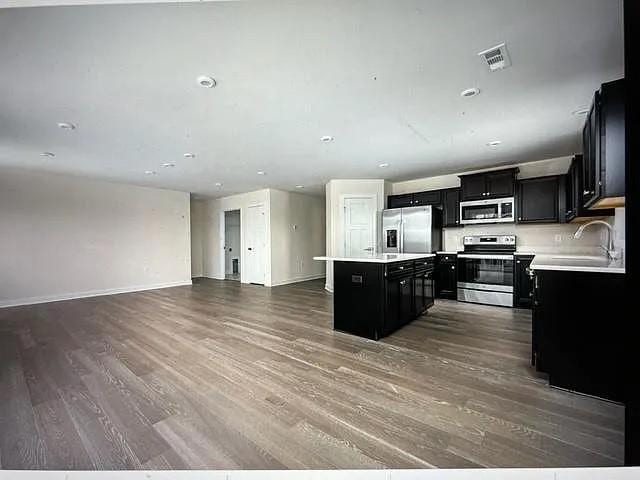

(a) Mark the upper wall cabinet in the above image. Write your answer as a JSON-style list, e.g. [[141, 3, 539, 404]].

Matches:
[[460, 168, 518, 201], [387, 191, 442, 208], [387, 187, 461, 227], [413, 190, 442, 206], [517, 175, 565, 224], [442, 188, 461, 227], [387, 193, 413, 209], [582, 78, 625, 210], [566, 155, 614, 222]]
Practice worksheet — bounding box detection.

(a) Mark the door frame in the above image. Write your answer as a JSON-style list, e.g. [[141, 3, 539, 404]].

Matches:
[[339, 194, 378, 256], [219, 208, 243, 281], [221, 208, 242, 281], [244, 202, 268, 285]]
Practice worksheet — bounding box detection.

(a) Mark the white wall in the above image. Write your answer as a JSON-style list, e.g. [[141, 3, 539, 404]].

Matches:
[[324, 179, 387, 292], [193, 189, 272, 285], [390, 156, 617, 254], [0, 169, 192, 308], [269, 190, 326, 286]]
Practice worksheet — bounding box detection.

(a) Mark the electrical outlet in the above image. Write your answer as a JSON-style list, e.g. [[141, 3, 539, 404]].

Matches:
[[554, 234, 562, 244]]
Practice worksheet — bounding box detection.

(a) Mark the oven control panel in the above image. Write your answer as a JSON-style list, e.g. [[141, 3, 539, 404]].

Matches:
[[463, 235, 515, 246]]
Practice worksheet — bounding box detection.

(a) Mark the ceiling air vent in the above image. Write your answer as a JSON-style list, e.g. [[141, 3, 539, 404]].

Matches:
[[478, 43, 511, 71]]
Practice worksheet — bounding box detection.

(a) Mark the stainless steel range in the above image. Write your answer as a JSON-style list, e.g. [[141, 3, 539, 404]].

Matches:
[[457, 235, 516, 307]]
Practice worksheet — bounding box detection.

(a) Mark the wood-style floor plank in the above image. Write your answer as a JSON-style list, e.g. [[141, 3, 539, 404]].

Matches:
[[0, 278, 625, 470]]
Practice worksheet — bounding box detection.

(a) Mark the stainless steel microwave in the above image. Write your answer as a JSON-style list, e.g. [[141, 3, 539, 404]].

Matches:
[[459, 197, 515, 224]]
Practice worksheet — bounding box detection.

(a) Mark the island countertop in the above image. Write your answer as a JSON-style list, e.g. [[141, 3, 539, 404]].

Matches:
[[314, 253, 436, 264]]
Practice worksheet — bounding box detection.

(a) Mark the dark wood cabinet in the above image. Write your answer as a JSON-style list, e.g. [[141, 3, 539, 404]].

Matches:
[[566, 155, 614, 222], [413, 190, 442, 206], [531, 268, 625, 402], [414, 258, 435, 315], [388, 190, 442, 209], [513, 255, 534, 308], [387, 188, 461, 227], [333, 259, 435, 340], [442, 188, 461, 227], [460, 174, 487, 201], [486, 170, 517, 198], [582, 97, 598, 207], [582, 78, 625, 210], [435, 254, 457, 299], [387, 193, 413, 209], [460, 168, 517, 201], [517, 176, 564, 223]]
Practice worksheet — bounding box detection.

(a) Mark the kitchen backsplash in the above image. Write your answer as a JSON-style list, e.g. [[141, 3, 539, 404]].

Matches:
[[443, 218, 617, 255]]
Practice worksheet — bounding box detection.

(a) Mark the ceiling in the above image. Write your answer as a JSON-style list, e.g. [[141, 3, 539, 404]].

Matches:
[[0, 0, 624, 197]]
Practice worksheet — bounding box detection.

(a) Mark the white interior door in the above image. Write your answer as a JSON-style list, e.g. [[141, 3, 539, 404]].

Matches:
[[343, 196, 376, 256], [245, 204, 266, 284]]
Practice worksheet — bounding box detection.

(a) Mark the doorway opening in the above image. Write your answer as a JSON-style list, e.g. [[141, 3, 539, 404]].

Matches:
[[224, 209, 241, 281]]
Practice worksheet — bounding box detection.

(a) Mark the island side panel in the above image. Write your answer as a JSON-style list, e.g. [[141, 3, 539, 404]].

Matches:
[[333, 261, 385, 340]]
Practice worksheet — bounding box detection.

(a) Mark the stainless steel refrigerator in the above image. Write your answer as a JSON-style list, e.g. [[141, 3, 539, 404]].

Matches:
[[381, 206, 442, 253]]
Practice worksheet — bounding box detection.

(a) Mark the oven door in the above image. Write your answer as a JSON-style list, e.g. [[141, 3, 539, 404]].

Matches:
[[457, 254, 514, 288]]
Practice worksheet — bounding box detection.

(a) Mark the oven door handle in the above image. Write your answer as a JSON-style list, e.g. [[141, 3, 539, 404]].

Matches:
[[458, 254, 514, 260]]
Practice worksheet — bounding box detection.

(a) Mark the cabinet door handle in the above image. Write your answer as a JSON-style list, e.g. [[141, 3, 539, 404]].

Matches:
[[399, 266, 404, 270], [451, 266, 455, 270], [400, 280, 407, 285]]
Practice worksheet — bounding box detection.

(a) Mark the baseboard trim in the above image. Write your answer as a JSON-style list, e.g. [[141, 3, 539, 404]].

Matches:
[[0, 280, 193, 309], [271, 274, 326, 287]]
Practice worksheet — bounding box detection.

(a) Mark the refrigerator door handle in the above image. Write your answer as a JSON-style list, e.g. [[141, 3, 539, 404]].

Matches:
[[399, 220, 404, 253]]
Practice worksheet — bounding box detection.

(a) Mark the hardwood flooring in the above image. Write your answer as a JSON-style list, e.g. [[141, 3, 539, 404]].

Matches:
[[0, 278, 624, 470]]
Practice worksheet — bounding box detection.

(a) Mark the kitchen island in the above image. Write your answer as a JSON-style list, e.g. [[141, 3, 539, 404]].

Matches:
[[314, 253, 436, 340]]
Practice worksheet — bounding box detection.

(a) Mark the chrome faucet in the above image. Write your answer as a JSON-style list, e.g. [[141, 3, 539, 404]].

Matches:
[[573, 220, 620, 260]]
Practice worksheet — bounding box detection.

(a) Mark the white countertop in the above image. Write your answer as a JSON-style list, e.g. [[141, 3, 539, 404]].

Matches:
[[436, 251, 458, 255], [314, 253, 436, 264], [530, 254, 625, 274]]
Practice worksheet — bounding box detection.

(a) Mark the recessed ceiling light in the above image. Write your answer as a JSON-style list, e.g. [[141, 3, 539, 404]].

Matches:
[[572, 107, 590, 115], [257, 170, 265, 175], [320, 135, 334, 143], [57, 122, 76, 130], [379, 163, 390, 168], [144, 170, 157, 175], [487, 140, 502, 147], [197, 75, 217, 88], [460, 87, 480, 98], [295, 185, 304, 189], [215, 182, 223, 187], [183, 152, 195, 158], [161, 162, 176, 168], [40, 152, 55, 157]]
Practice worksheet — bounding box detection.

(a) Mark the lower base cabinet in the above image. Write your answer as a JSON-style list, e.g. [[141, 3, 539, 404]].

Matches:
[[514, 255, 535, 308], [532, 269, 625, 402], [435, 254, 457, 299]]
